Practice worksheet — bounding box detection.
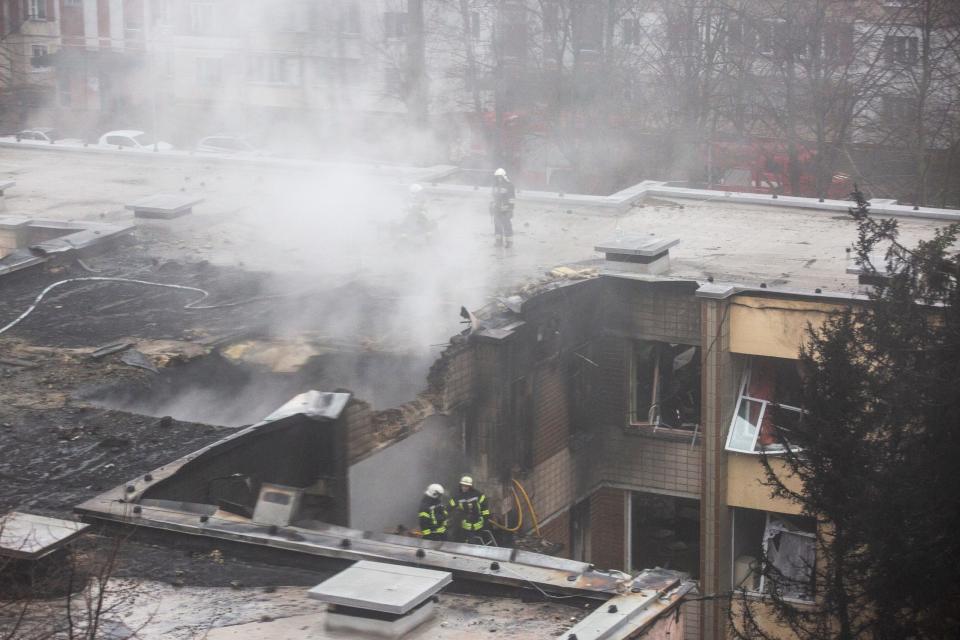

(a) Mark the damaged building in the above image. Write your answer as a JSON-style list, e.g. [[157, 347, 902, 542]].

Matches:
[[70, 226, 891, 639]]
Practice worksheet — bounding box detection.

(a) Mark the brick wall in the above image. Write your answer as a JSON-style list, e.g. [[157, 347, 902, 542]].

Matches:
[[539, 508, 571, 558], [526, 447, 577, 527], [532, 361, 570, 466], [589, 486, 626, 571], [604, 279, 701, 346], [343, 400, 374, 464], [601, 426, 702, 498]]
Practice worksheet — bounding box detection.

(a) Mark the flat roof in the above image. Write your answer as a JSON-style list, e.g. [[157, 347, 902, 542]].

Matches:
[[0, 146, 947, 304]]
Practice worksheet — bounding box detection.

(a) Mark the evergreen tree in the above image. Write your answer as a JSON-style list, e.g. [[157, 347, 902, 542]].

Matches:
[[731, 190, 960, 639]]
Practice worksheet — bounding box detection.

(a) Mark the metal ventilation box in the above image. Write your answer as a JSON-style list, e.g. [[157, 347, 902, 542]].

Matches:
[[251, 483, 303, 527]]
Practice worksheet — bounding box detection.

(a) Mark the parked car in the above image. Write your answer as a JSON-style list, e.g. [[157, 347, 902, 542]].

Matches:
[[98, 130, 174, 151], [14, 128, 83, 144], [195, 135, 269, 156]]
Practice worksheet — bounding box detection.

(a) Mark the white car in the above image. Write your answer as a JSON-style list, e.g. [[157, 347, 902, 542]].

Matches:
[[195, 135, 269, 156], [14, 128, 83, 145], [98, 130, 174, 151]]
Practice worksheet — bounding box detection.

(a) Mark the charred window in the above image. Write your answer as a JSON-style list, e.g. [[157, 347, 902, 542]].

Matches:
[[631, 341, 701, 431], [726, 356, 804, 454]]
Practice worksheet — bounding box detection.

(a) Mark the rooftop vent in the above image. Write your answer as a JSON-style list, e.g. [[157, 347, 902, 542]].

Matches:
[[308, 560, 452, 639], [595, 235, 679, 275]]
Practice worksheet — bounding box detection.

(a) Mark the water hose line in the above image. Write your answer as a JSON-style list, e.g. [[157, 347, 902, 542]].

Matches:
[[0, 277, 282, 336], [488, 484, 523, 532]]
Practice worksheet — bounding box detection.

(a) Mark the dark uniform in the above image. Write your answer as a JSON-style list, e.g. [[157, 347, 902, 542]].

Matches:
[[418, 494, 449, 541], [450, 487, 490, 541], [490, 176, 516, 247]]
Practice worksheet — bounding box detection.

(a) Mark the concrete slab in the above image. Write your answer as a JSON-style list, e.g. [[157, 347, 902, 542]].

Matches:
[[126, 193, 204, 219], [307, 561, 452, 615], [0, 512, 89, 559], [0, 179, 14, 195]]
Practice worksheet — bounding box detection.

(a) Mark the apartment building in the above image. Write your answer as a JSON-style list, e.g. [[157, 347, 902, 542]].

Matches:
[[0, 0, 61, 128], [419, 224, 902, 640]]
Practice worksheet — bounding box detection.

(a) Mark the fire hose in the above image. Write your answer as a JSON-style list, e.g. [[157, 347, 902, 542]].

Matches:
[[0, 276, 283, 336], [489, 478, 541, 537]]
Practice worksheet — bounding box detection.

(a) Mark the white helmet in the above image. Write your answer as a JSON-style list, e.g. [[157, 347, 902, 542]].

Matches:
[[459, 475, 473, 487], [494, 168, 507, 177], [425, 483, 444, 498], [409, 183, 424, 194]]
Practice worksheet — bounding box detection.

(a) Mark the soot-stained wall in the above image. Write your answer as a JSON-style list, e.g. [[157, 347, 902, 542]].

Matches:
[[347, 414, 465, 532]]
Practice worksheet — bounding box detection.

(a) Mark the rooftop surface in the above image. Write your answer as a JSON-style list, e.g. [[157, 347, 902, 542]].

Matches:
[[0, 146, 946, 315]]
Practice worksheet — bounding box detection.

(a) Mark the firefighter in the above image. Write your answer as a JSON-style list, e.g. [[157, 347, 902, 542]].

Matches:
[[490, 168, 516, 247], [449, 475, 490, 542], [418, 483, 449, 541]]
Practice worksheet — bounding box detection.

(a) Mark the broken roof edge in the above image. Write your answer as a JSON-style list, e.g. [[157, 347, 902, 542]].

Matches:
[[73, 495, 631, 599], [262, 390, 352, 423], [566, 570, 696, 640]]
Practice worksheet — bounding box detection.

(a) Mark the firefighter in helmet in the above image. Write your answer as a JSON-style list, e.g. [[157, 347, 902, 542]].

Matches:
[[490, 168, 516, 247], [449, 475, 490, 542], [418, 483, 449, 541]]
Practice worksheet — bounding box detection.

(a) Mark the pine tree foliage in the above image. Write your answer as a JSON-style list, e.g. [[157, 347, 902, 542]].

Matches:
[[730, 189, 960, 640]]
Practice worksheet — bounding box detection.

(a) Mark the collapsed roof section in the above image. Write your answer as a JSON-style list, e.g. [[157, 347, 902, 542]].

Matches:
[[75, 391, 681, 602]]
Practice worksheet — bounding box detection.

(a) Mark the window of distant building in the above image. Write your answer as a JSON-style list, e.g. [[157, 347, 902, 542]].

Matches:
[[884, 34, 918, 66], [621, 18, 640, 46], [384, 11, 407, 40], [732, 508, 816, 602], [189, 2, 215, 35], [248, 55, 299, 85], [726, 357, 804, 454], [882, 94, 916, 124], [470, 11, 481, 39], [629, 341, 701, 433], [26, 0, 47, 20], [339, 3, 361, 35], [196, 57, 223, 86], [30, 45, 49, 71]]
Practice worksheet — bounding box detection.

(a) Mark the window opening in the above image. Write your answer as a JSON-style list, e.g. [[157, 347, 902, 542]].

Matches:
[[726, 357, 803, 454], [632, 342, 701, 432], [732, 508, 815, 602]]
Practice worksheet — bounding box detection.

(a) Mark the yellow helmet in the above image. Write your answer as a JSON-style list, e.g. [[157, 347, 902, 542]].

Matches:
[[459, 475, 473, 487]]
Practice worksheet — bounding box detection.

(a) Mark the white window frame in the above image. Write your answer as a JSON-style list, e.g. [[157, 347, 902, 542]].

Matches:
[[725, 358, 803, 454]]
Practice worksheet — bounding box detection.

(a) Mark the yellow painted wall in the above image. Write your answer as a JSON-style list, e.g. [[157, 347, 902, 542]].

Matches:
[[728, 597, 816, 640], [729, 296, 848, 358], [726, 454, 803, 515]]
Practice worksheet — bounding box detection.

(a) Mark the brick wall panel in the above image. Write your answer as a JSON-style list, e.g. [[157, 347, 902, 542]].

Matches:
[[589, 487, 626, 571]]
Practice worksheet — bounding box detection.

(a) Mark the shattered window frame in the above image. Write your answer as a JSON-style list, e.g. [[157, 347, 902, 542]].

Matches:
[[629, 341, 701, 433], [725, 357, 804, 455], [732, 508, 816, 603]]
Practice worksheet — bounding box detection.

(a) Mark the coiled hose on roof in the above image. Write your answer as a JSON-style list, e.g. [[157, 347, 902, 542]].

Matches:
[[0, 276, 281, 336]]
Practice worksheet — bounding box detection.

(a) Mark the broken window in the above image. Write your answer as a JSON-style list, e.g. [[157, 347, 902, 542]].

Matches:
[[632, 492, 700, 578], [732, 508, 816, 602], [726, 357, 803, 454], [631, 341, 701, 431]]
